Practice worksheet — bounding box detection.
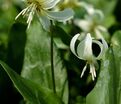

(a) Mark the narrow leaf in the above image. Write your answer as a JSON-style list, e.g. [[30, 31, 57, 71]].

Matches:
[[0, 61, 64, 104]]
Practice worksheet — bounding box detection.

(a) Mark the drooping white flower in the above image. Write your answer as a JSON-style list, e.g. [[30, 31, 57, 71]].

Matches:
[[70, 33, 108, 80], [15, 0, 74, 30]]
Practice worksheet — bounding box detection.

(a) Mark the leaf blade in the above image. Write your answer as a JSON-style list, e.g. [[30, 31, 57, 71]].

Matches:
[[0, 60, 64, 104], [86, 31, 121, 104], [21, 20, 69, 104]]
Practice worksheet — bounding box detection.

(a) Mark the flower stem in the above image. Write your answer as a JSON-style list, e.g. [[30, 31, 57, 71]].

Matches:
[[50, 25, 56, 93]]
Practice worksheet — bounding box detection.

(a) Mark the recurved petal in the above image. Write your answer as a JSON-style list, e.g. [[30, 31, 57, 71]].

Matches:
[[93, 10, 104, 20], [102, 38, 108, 50], [80, 2, 95, 15], [70, 33, 81, 58], [45, 8, 74, 22], [93, 40, 103, 59], [94, 38, 108, 60]]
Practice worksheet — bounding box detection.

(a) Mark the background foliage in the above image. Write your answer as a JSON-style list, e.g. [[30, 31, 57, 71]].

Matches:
[[0, 0, 121, 104]]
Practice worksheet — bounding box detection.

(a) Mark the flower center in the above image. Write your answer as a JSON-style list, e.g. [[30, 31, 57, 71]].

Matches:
[[27, 1, 42, 12]]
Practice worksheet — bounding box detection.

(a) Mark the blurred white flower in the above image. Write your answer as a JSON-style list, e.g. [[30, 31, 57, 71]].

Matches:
[[80, 2, 104, 17], [74, 3, 109, 39], [56, 0, 81, 10], [15, 0, 74, 31], [70, 33, 108, 80]]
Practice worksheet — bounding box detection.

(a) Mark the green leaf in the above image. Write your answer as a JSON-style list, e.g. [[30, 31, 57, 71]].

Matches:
[[21, 20, 68, 104], [52, 26, 72, 46], [86, 31, 121, 104], [7, 23, 27, 73], [0, 2, 17, 30], [0, 60, 64, 104]]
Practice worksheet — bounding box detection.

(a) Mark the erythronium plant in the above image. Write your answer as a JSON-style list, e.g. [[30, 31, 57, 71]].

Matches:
[[70, 33, 108, 80], [15, 0, 74, 31], [15, 0, 74, 94]]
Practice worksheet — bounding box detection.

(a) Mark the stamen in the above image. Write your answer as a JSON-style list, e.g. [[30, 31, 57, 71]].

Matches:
[[90, 65, 94, 81], [93, 66, 96, 77], [15, 3, 34, 20], [27, 4, 36, 28], [90, 63, 96, 80], [80, 63, 88, 77], [15, 9, 26, 20], [15, 3, 33, 20]]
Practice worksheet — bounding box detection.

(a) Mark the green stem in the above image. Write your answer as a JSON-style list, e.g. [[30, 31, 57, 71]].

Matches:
[[50, 25, 56, 93]]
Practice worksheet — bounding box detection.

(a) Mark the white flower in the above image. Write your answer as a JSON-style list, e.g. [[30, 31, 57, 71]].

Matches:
[[15, 0, 74, 30], [70, 33, 108, 80]]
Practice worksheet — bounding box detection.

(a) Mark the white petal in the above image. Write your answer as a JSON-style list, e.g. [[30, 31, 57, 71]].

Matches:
[[45, 8, 74, 22], [102, 38, 108, 50], [42, 0, 60, 9], [94, 28, 104, 39], [80, 2, 95, 15], [77, 33, 93, 60], [93, 10, 104, 20], [74, 19, 92, 31], [97, 25, 107, 32], [93, 40, 103, 59], [93, 38, 108, 60], [70, 33, 81, 58], [38, 15, 51, 31]]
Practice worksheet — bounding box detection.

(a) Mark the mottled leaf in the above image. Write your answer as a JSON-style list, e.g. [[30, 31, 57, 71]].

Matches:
[[21, 20, 68, 104], [86, 31, 121, 104]]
